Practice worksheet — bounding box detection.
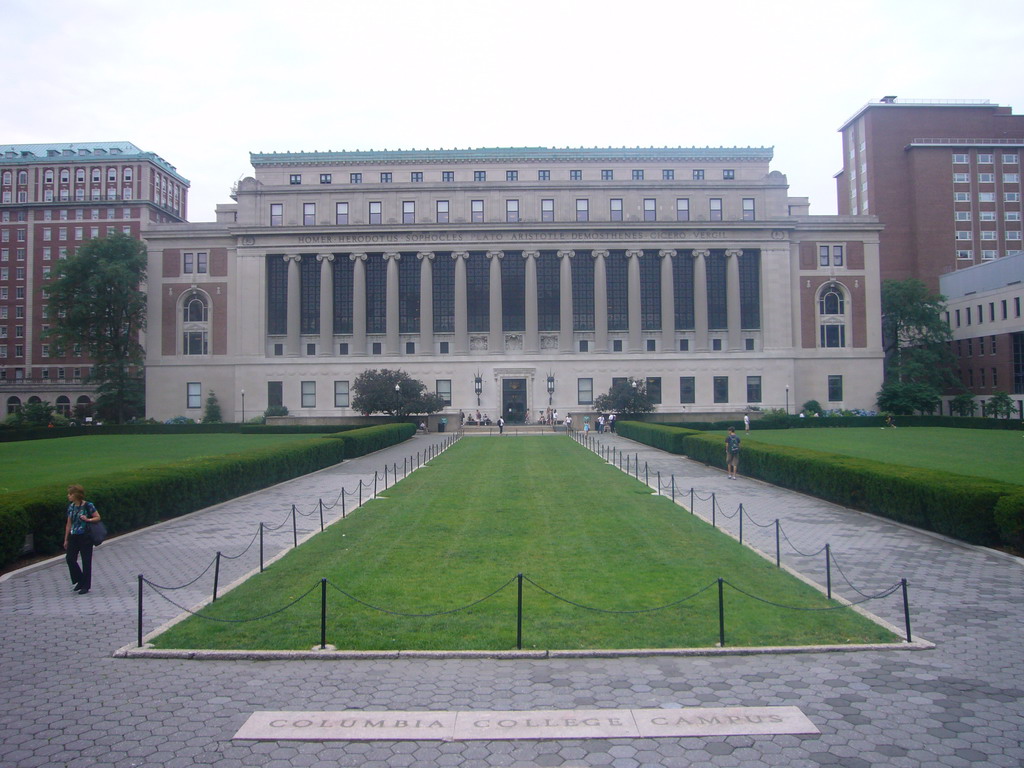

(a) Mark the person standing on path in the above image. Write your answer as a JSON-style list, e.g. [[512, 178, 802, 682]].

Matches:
[[63, 484, 101, 594], [497, 416, 505, 435], [725, 427, 741, 479], [744, 413, 750, 433]]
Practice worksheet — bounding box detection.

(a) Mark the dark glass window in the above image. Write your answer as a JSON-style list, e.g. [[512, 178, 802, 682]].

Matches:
[[365, 253, 386, 334], [538, 170, 550, 181], [267, 381, 283, 408], [632, 169, 644, 180], [442, 171, 454, 182], [746, 375, 762, 403], [662, 169, 675, 180], [537, 251, 560, 332], [680, 376, 695, 403], [640, 250, 661, 330], [266, 255, 288, 335], [398, 253, 420, 334], [333, 256, 353, 334], [572, 252, 594, 331], [646, 377, 661, 404], [739, 250, 761, 329], [570, 170, 582, 180], [672, 251, 694, 330], [828, 374, 843, 402], [606, 251, 628, 331], [432, 253, 454, 333], [601, 169, 614, 180], [300, 255, 320, 334], [501, 252, 525, 332], [466, 252, 489, 332], [706, 251, 727, 330], [713, 376, 729, 403], [474, 171, 486, 182]]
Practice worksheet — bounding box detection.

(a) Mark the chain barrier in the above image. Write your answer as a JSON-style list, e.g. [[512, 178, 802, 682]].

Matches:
[[523, 575, 717, 614], [327, 575, 517, 617]]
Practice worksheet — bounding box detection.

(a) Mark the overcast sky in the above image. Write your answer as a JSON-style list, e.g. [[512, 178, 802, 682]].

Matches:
[[3, 0, 1022, 221]]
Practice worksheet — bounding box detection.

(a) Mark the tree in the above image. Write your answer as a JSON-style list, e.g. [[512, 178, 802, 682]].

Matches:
[[878, 279, 956, 414], [593, 378, 656, 417], [351, 369, 446, 417], [949, 391, 978, 417], [802, 399, 823, 416], [202, 390, 223, 423], [7, 400, 55, 427], [46, 232, 147, 423], [986, 391, 1018, 419]]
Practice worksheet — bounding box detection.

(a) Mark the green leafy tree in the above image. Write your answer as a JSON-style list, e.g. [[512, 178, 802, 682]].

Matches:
[[7, 400, 55, 427], [986, 391, 1017, 419], [352, 369, 446, 417], [202, 390, 223, 423], [877, 279, 956, 414], [594, 378, 656, 417], [45, 232, 147, 423], [802, 399, 823, 416], [949, 391, 978, 417]]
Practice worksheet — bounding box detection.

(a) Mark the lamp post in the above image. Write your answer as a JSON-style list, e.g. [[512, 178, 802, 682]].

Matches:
[[546, 373, 555, 406], [474, 372, 483, 407], [240, 389, 245, 423], [785, 385, 789, 415]]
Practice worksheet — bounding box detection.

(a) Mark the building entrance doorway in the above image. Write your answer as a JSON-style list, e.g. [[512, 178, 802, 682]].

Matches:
[[502, 378, 527, 423]]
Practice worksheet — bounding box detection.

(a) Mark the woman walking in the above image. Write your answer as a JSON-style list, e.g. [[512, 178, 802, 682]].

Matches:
[[64, 484, 101, 595]]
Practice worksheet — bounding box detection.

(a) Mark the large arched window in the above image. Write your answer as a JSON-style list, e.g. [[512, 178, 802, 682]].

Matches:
[[818, 283, 848, 348], [56, 396, 71, 416], [6, 396, 21, 414], [180, 290, 210, 355]]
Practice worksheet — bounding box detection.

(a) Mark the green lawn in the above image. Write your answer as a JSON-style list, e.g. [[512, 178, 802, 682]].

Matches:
[[0, 433, 332, 493], [152, 438, 896, 652], [742, 427, 1024, 485]]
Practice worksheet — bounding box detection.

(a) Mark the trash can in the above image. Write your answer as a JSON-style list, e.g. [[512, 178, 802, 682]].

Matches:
[[438, 418, 447, 433]]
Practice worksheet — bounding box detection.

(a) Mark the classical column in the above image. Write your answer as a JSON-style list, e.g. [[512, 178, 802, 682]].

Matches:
[[523, 250, 539, 353], [488, 250, 503, 353], [453, 251, 469, 354], [726, 249, 743, 350], [317, 253, 334, 355], [351, 252, 367, 355], [285, 253, 302, 356], [384, 252, 401, 354], [693, 249, 709, 351], [659, 249, 676, 351], [626, 249, 643, 352], [593, 249, 609, 352], [557, 250, 574, 352], [418, 252, 434, 355]]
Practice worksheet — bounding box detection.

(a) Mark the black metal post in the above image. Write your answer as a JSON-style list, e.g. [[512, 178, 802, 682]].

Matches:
[[341, 488, 346, 518], [213, 551, 221, 602], [712, 492, 717, 527], [825, 543, 832, 599], [321, 578, 328, 650], [137, 574, 144, 647], [259, 522, 264, 572], [775, 519, 780, 567], [901, 578, 912, 642], [516, 573, 523, 651], [319, 499, 324, 531], [374, 471, 378, 499], [384, 465, 388, 490], [656, 470, 661, 496], [671, 474, 675, 503], [645, 462, 649, 487], [739, 504, 744, 545], [690, 487, 694, 514], [358, 481, 363, 508], [292, 504, 298, 548], [718, 577, 725, 647], [634, 454, 639, 479]]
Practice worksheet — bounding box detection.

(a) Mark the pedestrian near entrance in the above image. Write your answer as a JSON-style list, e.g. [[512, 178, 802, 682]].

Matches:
[[725, 427, 741, 479], [64, 484, 101, 594], [744, 414, 750, 433], [608, 413, 616, 433], [497, 416, 505, 434]]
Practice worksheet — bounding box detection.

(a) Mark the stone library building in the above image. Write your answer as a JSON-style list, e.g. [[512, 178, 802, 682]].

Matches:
[[142, 146, 884, 423]]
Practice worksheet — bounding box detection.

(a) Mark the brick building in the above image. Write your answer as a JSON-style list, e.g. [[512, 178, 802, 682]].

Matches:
[[0, 142, 189, 417], [835, 97, 1024, 290]]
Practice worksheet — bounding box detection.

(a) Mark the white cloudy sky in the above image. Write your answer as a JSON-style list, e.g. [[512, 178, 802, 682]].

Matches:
[[2, 0, 1022, 221]]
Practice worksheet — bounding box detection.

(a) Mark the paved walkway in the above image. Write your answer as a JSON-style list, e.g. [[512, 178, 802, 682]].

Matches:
[[2, 431, 1022, 767]]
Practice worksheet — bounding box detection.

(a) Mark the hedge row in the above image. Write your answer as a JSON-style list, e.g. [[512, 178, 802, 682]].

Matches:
[[660, 415, 1024, 432], [616, 421, 1020, 548], [0, 423, 363, 443], [0, 423, 415, 571]]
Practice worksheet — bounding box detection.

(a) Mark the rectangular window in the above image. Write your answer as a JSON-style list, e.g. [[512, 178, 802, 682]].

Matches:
[[576, 199, 589, 222], [306, 343, 317, 356], [402, 201, 415, 224], [979, 192, 995, 202], [1006, 192, 1021, 202], [506, 170, 518, 181], [579, 340, 589, 352], [1003, 154, 1019, 164], [646, 377, 661, 405], [956, 231, 972, 240], [301, 381, 316, 408], [320, 173, 332, 184], [471, 199, 483, 223], [662, 169, 675, 180], [742, 198, 755, 221], [577, 377, 593, 405], [828, 375, 843, 402], [602, 169, 614, 181], [380, 172, 392, 183], [954, 192, 970, 202], [570, 170, 582, 181], [979, 173, 995, 183], [610, 198, 623, 221], [953, 173, 970, 183], [436, 379, 452, 405], [538, 170, 550, 181], [1005, 173, 1020, 183], [713, 376, 729, 404], [709, 198, 722, 221], [336, 202, 349, 225], [436, 199, 450, 223], [723, 169, 735, 180], [541, 198, 554, 222], [680, 376, 695, 403], [693, 169, 705, 180], [506, 199, 519, 223], [186, 382, 202, 409], [289, 174, 301, 185], [405, 341, 415, 354], [183, 253, 194, 273], [676, 198, 690, 221], [411, 172, 423, 182], [746, 375, 762, 403], [956, 250, 973, 260], [643, 198, 656, 221], [270, 203, 283, 226], [350, 173, 362, 184], [442, 171, 454, 182], [978, 153, 994, 164], [953, 153, 969, 164], [369, 201, 382, 224], [474, 171, 487, 182], [334, 380, 349, 407], [955, 211, 971, 221], [303, 202, 316, 225]]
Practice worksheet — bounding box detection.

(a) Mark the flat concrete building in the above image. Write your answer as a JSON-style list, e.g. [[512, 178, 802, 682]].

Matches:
[[836, 97, 1024, 289], [143, 146, 884, 423], [0, 141, 189, 416]]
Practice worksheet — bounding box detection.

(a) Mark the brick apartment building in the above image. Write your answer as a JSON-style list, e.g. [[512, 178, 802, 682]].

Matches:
[[0, 142, 189, 417]]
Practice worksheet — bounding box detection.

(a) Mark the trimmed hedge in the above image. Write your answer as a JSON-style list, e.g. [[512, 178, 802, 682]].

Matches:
[[0, 423, 364, 443], [0, 423, 415, 571], [617, 421, 1015, 547]]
